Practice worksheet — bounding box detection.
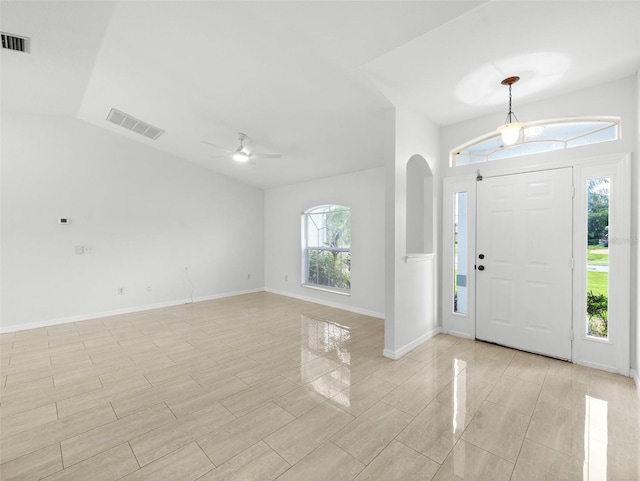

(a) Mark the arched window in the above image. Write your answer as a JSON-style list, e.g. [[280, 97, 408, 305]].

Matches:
[[451, 117, 620, 166], [302, 205, 351, 293]]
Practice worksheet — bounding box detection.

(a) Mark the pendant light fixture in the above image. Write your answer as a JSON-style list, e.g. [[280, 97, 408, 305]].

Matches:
[[497, 76, 523, 146]]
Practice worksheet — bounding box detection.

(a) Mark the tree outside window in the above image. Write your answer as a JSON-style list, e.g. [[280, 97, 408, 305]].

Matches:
[[302, 205, 351, 292]]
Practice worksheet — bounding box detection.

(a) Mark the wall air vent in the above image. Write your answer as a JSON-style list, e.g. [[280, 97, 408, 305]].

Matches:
[[1, 32, 30, 53], [106, 108, 165, 140]]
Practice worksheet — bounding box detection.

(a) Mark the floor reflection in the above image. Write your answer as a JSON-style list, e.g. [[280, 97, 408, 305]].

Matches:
[[452, 358, 467, 432], [300, 316, 351, 408], [588, 395, 608, 480]]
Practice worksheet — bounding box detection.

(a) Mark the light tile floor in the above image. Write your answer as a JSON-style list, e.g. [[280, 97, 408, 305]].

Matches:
[[1, 292, 638, 480]]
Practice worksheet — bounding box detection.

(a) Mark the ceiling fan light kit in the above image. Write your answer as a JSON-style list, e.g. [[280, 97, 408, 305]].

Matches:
[[497, 76, 523, 146], [232, 150, 250, 162], [202, 132, 282, 163]]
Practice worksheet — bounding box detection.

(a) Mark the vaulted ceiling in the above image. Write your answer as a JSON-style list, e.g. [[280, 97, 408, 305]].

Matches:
[[2, 1, 639, 188]]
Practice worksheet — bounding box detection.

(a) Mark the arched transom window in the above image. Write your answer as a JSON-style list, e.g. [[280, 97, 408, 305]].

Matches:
[[451, 117, 620, 167]]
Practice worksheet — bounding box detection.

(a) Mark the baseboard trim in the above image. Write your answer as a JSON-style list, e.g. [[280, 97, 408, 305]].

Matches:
[[574, 359, 621, 375], [383, 327, 442, 360], [0, 288, 264, 333], [444, 329, 474, 340], [631, 369, 640, 400], [264, 288, 384, 319]]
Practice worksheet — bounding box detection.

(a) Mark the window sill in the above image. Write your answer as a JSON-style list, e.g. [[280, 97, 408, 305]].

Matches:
[[405, 253, 435, 263], [584, 334, 612, 345], [302, 284, 351, 296]]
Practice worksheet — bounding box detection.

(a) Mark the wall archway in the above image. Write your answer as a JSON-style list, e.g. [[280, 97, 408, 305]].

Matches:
[[406, 155, 434, 254]]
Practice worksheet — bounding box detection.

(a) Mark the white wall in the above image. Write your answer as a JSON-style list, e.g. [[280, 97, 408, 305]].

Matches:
[[1, 113, 264, 331], [264, 167, 385, 317], [440, 75, 639, 375], [634, 72, 640, 391], [384, 106, 441, 359]]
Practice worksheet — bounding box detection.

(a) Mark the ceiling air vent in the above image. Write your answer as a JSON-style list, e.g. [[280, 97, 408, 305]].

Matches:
[[106, 108, 164, 140], [1, 32, 30, 53]]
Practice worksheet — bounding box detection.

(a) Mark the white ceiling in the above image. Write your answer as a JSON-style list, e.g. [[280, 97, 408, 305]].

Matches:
[[2, 1, 639, 189]]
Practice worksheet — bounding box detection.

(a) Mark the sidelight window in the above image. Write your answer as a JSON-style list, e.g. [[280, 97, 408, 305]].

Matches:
[[586, 178, 609, 339], [453, 192, 468, 314]]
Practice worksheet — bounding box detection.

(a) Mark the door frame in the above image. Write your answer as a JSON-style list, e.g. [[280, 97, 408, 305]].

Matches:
[[442, 152, 631, 374], [475, 167, 574, 360], [573, 158, 631, 375], [442, 176, 477, 340]]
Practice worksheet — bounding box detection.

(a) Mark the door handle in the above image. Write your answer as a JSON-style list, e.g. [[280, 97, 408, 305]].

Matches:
[[478, 254, 485, 259], [478, 265, 485, 271]]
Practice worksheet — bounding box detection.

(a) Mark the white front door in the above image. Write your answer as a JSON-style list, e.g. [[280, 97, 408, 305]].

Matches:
[[476, 168, 573, 359]]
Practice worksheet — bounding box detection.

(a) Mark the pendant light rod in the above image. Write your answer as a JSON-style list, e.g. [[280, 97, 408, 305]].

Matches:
[[501, 76, 520, 125], [497, 75, 523, 146]]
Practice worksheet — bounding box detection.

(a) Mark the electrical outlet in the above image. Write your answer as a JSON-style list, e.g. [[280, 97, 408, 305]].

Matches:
[[117, 287, 125, 295], [75, 245, 85, 255], [84, 245, 95, 254]]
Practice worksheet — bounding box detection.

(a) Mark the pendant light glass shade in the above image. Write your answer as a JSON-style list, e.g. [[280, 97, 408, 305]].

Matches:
[[498, 121, 524, 145], [497, 76, 522, 146]]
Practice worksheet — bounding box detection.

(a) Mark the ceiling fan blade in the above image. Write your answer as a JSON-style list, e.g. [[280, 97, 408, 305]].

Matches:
[[250, 153, 282, 159], [202, 140, 233, 153]]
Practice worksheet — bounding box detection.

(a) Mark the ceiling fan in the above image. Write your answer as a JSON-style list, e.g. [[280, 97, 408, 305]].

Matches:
[[202, 133, 282, 163]]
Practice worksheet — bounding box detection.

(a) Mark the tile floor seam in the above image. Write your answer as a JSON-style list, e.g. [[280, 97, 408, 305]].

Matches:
[[59, 402, 176, 467], [391, 437, 442, 466], [526, 401, 591, 463], [261, 430, 283, 457], [127, 438, 203, 477], [516, 437, 591, 481], [267, 440, 294, 471], [326, 439, 368, 480], [502, 369, 534, 481], [291, 439, 366, 477], [462, 398, 530, 465], [60, 439, 124, 470], [164, 400, 181, 419], [273, 399, 303, 419], [430, 438, 459, 479], [389, 395, 431, 418], [57, 440, 64, 474], [212, 399, 238, 421], [126, 440, 142, 470]]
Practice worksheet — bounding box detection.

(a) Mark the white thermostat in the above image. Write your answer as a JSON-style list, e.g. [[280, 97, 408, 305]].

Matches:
[[58, 217, 70, 225]]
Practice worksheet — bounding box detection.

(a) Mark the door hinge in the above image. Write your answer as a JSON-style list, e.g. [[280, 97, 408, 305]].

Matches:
[[570, 329, 574, 341], [570, 258, 575, 269], [571, 186, 575, 198]]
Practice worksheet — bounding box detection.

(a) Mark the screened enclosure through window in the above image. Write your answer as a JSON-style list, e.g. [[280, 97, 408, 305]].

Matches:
[[302, 205, 351, 293]]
